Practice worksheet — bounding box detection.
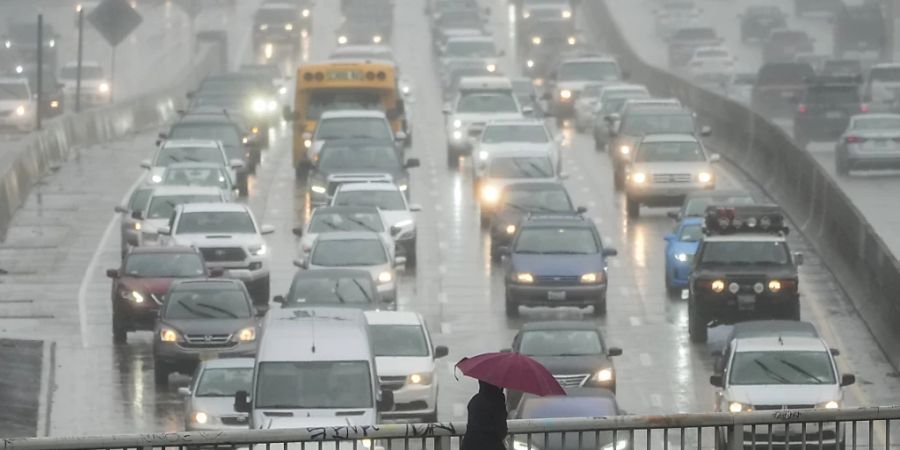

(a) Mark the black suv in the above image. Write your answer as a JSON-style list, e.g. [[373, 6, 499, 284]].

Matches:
[[793, 75, 864, 148], [739, 6, 786, 43], [751, 62, 815, 117], [687, 205, 803, 343], [833, 2, 885, 58]]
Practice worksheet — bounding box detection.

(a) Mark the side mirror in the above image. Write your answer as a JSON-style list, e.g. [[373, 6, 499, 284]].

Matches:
[[405, 158, 421, 168], [667, 211, 681, 220], [830, 348, 841, 356], [700, 126, 712, 136], [793, 252, 804, 266], [709, 374, 724, 387], [255, 308, 266, 318], [841, 374, 856, 386], [603, 247, 618, 257], [395, 131, 408, 142], [178, 387, 192, 397], [434, 345, 449, 359], [234, 390, 251, 413], [663, 233, 675, 242], [442, 104, 452, 115], [709, 153, 721, 163], [293, 258, 306, 268], [106, 269, 119, 278], [292, 226, 303, 237], [140, 160, 152, 169], [378, 389, 395, 411], [607, 347, 623, 357], [273, 295, 286, 305], [409, 204, 422, 212], [209, 268, 224, 278], [114, 205, 128, 214], [576, 206, 587, 214], [260, 225, 275, 235], [522, 106, 534, 116], [559, 172, 570, 180], [230, 159, 246, 170], [131, 210, 143, 220], [157, 226, 171, 236], [158, 132, 168, 140]]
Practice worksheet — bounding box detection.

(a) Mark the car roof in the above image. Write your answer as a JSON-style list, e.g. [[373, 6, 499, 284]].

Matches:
[[628, 106, 691, 115], [520, 321, 599, 331], [521, 387, 618, 402], [175, 116, 235, 125], [315, 231, 383, 241], [640, 133, 700, 143], [161, 139, 222, 149], [337, 182, 399, 192], [171, 278, 245, 290], [734, 335, 828, 353], [728, 320, 820, 341], [458, 76, 513, 89], [852, 113, 900, 121], [484, 119, 546, 127], [199, 357, 255, 370], [147, 185, 224, 196], [312, 205, 383, 215], [259, 308, 371, 361], [364, 310, 423, 326], [164, 162, 228, 170], [561, 56, 619, 64], [319, 110, 387, 119], [0, 77, 28, 84], [447, 35, 494, 43], [127, 246, 201, 255], [503, 181, 567, 191], [489, 148, 554, 158], [871, 63, 900, 69], [178, 202, 249, 213]]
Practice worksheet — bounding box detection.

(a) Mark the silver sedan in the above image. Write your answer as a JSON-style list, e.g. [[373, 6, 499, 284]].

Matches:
[[835, 114, 900, 175]]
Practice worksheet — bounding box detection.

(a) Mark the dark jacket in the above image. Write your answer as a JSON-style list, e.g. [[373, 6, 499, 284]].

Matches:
[[461, 381, 508, 450]]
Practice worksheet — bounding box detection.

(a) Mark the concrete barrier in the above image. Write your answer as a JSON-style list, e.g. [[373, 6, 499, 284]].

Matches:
[[586, 0, 900, 367], [0, 339, 44, 437], [0, 39, 225, 240]]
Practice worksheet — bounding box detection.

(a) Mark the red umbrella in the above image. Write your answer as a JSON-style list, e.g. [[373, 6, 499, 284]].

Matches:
[[456, 352, 566, 396]]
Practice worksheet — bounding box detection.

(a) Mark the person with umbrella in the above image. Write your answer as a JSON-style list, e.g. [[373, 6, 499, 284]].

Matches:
[[457, 352, 565, 450]]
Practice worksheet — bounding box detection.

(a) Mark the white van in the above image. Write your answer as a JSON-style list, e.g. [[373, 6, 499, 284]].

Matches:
[[234, 307, 394, 431]]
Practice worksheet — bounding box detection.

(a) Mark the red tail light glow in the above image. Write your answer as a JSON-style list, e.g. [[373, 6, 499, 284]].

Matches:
[[797, 104, 807, 113], [846, 135, 866, 143], [860, 104, 870, 112]]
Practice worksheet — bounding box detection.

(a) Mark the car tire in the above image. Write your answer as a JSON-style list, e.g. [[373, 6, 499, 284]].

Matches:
[[592, 298, 606, 316], [405, 242, 417, 269], [688, 300, 708, 343], [613, 170, 625, 190], [154, 364, 169, 386], [112, 311, 127, 344], [626, 197, 640, 218], [447, 150, 459, 168], [505, 293, 519, 318], [247, 276, 270, 307]]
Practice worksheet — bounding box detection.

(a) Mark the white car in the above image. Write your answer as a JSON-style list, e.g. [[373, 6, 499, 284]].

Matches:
[[331, 182, 421, 268], [365, 310, 449, 422], [159, 162, 239, 200], [474, 119, 560, 180], [159, 203, 274, 306], [302, 232, 399, 303], [293, 205, 395, 259], [589, 84, 651, 148], [141, 139, 244, 189], [654, 1, 702, 39], [439, 35, 502, 77], [0, 77, 35, 132], [58, 61, 110, 106], [687, 46, 736, 83], [136, 186, 228, 247]]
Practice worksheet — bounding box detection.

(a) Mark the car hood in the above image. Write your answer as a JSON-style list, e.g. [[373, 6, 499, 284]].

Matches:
[[161, 318, 254, 335], [529, 354, 612, 374], [172, 233, 262, 247], [119, 277, 177, 295], [727, 384, 841, 407], [669, 240, 700, 255], [374, 356, 434, 377], [557, 80, 619, 91], [453, 112, 524, 125], [629, 161, 711, 174], [191, 396, 250, 419], [483, 176, 559, 190], [142, 218, 169, 233], [479, 142, 555, 155], [693, 264, 797, 279], [319, 169, 404, 183], [510, 253, 606, 275]]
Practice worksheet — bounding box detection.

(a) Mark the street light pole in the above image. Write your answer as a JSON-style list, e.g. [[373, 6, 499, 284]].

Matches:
[[36, 14, 43, 131], [75, 6, 85, 112]]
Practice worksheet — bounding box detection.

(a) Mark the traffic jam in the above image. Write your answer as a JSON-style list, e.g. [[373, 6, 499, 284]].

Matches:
[[4, 0, 900, 446]]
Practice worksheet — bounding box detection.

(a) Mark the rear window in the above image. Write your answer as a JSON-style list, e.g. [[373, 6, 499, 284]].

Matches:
[[870, 67, 900, 82], [757, 64, 814, 84], [805, 86, 859, 104], [772, 31, 808, 43], [673, 28, 716, 40]]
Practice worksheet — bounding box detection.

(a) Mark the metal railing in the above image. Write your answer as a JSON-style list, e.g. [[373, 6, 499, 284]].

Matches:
[[3, 407, 900, 450]]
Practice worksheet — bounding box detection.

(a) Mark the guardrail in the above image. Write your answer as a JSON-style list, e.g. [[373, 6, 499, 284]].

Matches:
[[585, 0, 900, 370], [2, 407, 899, 450]]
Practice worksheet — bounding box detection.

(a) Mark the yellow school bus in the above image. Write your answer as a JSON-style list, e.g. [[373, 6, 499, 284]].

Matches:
[[287, 61, 406, 175]]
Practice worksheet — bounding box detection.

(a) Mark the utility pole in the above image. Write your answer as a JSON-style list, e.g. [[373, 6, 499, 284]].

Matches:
[[36, 14, 43, 131], [75, 6, 85, 112]]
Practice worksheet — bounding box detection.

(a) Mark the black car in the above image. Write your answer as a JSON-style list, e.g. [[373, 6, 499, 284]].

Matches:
[[273, 268, 385, 310], [253, 3, 305, 47], [751, 62, 815, 117], [687, 205, 803, 343], [488, 181, 580, 261], [504, 322, 622, 409], [739, 6, 786, 43], [191, 73, 279, 142], [834, 2, 885, 59], [666, 27, 722, 68], [509, 388, 629, 450], [307, 138, 420, 205], [793, 75, 865, 148], [762, 29, 814, 64], [667, 189, 756, 221], [153, 279, 261, 385]]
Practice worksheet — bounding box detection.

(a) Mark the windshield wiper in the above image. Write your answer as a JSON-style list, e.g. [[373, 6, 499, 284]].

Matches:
[[332, 279, 349, 304], [345, 216, 378, 233], [777, 358, 825, 384], [168, 155, 182, 162], [175, 300, 215, 319], [753, 359, 792, 384], [195, 302, 239, 318], [348, 278, 373, 303]]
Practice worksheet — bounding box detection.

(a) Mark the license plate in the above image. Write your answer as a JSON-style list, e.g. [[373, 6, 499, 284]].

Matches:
[[872, 139, 889, 148], [199, 352, 219, 361], [548, 291, 567, 300], [737, 295, 755, 311], [826, 111, 843, 119]]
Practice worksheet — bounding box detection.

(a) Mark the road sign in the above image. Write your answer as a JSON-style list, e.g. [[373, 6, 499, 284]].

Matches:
[[87, 0, 142, 47]]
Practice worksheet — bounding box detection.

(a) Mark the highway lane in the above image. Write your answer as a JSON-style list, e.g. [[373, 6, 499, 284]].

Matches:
[[0, 0, 899, 440]]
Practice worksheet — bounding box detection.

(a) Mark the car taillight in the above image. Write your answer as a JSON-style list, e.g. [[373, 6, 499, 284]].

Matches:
[[860, 104, 870, 112], [846, 135, 866, 143], [797, 104, 807, 113], [892, 137, 900, 142]]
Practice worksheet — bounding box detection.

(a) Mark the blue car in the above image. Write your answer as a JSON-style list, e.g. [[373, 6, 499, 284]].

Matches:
[[502, 214, 617, 317], [663, 217, 705, 293]]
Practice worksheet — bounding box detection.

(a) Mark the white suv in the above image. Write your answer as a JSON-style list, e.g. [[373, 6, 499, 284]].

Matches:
[[0, 77, 35, 132], [365, 311, 448, 422], [159, 203, 273, 306]]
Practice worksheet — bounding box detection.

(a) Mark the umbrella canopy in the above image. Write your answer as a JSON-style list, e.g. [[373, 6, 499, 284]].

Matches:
[[456, 352, 566, 396]]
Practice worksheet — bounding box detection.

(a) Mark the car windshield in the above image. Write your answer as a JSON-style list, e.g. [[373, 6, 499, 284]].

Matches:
[[286, 277, 374, 306], [870, 67, 900, 82], [558, 62, 621, 82], [773, 31, 809, 44], [146, 195, 222, 220], [678, 224, 704, 241], [311, 239, 387, 266], [60, 66, 103, 79], [621, 113, 696, 135], [635, 141, 705, 162], [371, 324, 429, 357], [457, 93, 519, 113], [316, 118, 391, 140], [195, 367, 253, 397], [515, 227, 600, 254], [603, 93, 651, 113], [502, 189, 573, 213], [489, 157, 554, 178], [852, 117, 900, 130], [128, 188, 153, 211], [445, 41, 496, 57], [309, 211, 385, 233], [0, 82, 29, 100], [521, 397, 618, 419], [176, 211, 256, 234], [306, 91, 383, 120], [164, 168, 231, 190], [319, 145, 401, 172], [481, 125, 549, 143], [255, 361, 373, 409], [163, 286, 251, 319], [698, 241, 790, 265], [123, 253, 206, 278], [519, 330, 604, 356], [730, 351, 836, 385], [333, 190, 406, 211], [683, 195, 754, 216], [169, 125, 242, 148], [807, 86, 859, 104]]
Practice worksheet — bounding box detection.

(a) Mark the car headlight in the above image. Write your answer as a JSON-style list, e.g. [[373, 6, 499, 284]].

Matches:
[[594, 368, 613, 382], [160, 328, 178, 342], [50, 100, 60, 109], [279, 86, 288, 95], [522, 10, 531, 19], [193, 411, 209, 424], [478, 150, 490, 161], [560, 89, 572, 99], [581, 272, 603, 284], [486, 63, 497, 73], [675, 252, 691, 263], [304, 138, 312, 148], [338, 35, 348, 45], [259, 24, 268, 31], [3, 40, 10, 49], [151, 174, 163, 183], [48, 39, 55, 48], [131, 291, 145, 304], [377, 271, 393, 283], [711, 279, 725, 293], [515, 273, 534, 284], [98, 82, 110, 93], [619, 145, 631, 155], [452, 119, 463, 129], [531, 36, 542, 45], [407, 372, 433, 385], [481, 185, 500, 203], [237, 327, 256, 342], [401, 85, 411, 94], [302, 8, 310, 17], [361, 439, 373, 450], [631, 172, 647, 184], [15, 105, 25, 116], [284, 23, 293, 31], [251, 98, 267, 113], [698, 171, 713, 183], [601, 439, 630, 450], [768, 280, 782, 292], [729, 401, 750, 413], [133, 222, 142, 231], [567, 36, 577, 45], [526, 59, 535, 68], [399, 184, 408, 192], [562, 9, 573, 18], [372, 35, 382, 44], [249, 244, 267, 256], [818, 400, 840, 410], [267, 100, 277, 112], [14, 65, 23, 74], [505, 224, 516, 235]]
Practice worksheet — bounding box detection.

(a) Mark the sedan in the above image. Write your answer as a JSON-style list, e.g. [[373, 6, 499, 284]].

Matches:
[[687, 47, 736, 84], [273, 268, 387, 310], [835, 114, 900, 175], [301, 232, 400, 303], [293, 206, 395, 259], [179, 358, 253, 431]]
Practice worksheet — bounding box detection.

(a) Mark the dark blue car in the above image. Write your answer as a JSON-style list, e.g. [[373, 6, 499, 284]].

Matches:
[[663, 217, 704, 293], [502, 214, 617, 317]]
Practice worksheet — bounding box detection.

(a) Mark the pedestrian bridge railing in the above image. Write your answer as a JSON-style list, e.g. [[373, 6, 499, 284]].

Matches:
[[4, 406, 900, 450]]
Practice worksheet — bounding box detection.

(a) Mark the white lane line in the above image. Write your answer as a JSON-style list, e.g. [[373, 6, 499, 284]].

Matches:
[[639, 352, 652, 367], [77, 176, 145, 348], [630, 316, 642, 327]]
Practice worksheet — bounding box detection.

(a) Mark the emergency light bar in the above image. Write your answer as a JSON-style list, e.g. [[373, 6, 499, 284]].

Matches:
[[703, 204, 788, 235]]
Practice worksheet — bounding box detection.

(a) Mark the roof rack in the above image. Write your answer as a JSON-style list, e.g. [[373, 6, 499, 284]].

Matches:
[[702, 204, 789, 236]]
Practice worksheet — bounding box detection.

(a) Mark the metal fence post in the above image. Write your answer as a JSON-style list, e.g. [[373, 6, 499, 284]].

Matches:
[[728, 422, 743, 450]]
